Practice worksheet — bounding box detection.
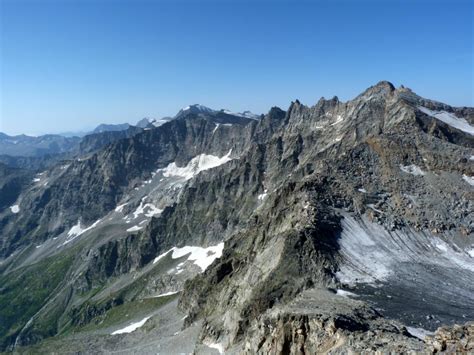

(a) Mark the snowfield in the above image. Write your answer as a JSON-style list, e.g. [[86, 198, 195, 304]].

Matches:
[[336, 215, 474, 285], [418, 106, 474, 135], [159, 150, 233, 181], [153, 242, 225, 272]]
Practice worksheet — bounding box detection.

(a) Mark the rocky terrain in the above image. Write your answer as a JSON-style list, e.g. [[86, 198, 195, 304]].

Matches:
[[0, 82, 472, 353]]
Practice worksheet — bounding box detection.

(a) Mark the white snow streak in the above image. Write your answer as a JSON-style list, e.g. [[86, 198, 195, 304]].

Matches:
[[126, 225, 143, 232], [115, 203, 128, 212], [10, 205, 20, 213], [111, 316, 151, 335], [418, 106, 474, 136], [152, 290, 180, 298], [330, 115, 344, 126]]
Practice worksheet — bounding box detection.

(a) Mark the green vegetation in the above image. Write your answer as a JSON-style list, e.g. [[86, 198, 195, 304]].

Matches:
[[77, 294, 177, 332], [0, 253, 73, 350], [65, 256, 180, 334]]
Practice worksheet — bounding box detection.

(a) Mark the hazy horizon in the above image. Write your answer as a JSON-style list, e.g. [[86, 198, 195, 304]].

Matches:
[[1, 0, 472, 136]]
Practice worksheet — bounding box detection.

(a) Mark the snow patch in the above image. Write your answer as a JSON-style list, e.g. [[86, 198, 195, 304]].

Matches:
[[153, 242, 224, 272], [358, 188, 367, 193], [127, 225, 143, 232], [111, 316, 151, 335], [258, 190, 268, 200], [64, 219, 101, 245], [400, 164, 425, 176], [206, 342, 224, 354], [10, 205, 20, 213], [33, 178, 41, 182], [133, 200, 163, 218], [115, 203, 128, 213], [435, 243, 448, 252], [159, 150, 233, 181], [336, 289, 358, 298], [418, 106, 474, 136], [406, 326, 434, 340], [212, 123, 220, 134], [467, 249, 474, 258], [152, 290, 180, 298], [462, 174, 474, 187]]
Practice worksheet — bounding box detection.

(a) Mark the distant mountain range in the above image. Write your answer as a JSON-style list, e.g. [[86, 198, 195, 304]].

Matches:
[[0, 105, 259, 160]]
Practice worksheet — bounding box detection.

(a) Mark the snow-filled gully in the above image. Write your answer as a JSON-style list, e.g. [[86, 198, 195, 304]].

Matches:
[[336, 215, 474, 330]]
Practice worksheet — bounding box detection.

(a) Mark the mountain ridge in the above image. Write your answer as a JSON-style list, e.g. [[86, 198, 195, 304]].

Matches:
[[0, 81, 472, 353]]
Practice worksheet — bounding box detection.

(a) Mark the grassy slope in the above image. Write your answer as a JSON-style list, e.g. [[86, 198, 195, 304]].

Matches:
[[0, 253, 73, 349]]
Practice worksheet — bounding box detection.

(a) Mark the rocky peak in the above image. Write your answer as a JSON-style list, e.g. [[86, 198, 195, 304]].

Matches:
[[174, 104, 216, 119], [356, 80, 396, 101]]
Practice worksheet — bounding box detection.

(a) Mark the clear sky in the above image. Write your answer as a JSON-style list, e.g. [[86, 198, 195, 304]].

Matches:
[[0, 0, 472, 135]]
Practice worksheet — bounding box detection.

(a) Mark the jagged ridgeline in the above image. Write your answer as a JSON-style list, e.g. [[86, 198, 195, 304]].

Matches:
[[0, 82, 473, 353]]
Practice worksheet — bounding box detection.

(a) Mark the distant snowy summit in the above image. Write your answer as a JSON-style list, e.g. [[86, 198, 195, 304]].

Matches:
[[221, 109, 260, 120], [175, 104, 260, 120], [175, 104, 216, 118], [135, 117, 171, 129]]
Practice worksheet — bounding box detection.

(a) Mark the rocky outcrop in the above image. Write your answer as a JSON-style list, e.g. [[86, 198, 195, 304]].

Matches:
[[425, 323, 474, 353]]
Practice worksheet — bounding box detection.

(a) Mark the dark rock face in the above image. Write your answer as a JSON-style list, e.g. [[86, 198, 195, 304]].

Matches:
[[78, 126, 144, 154], [0, 163, 32, 213], [0, 82, 473, 352]]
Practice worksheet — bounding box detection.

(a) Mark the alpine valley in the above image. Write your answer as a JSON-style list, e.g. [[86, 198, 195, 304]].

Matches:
[[0, 82, 473, 354]]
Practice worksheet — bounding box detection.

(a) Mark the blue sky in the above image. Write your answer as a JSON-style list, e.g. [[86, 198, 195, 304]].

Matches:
[[1, 0, 472, 135]]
